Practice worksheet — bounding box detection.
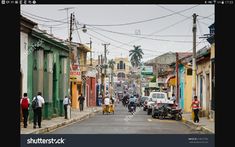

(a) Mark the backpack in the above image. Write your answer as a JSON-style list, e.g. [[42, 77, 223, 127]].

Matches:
[[32, 96, 39, 109], [21, 97, 29, 109]]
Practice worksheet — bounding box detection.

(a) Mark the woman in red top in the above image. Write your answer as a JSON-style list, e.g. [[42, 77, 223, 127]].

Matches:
[[191, 96, 200, 123]]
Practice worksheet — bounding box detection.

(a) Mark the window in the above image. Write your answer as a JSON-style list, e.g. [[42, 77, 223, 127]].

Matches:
[[119, 61, 124, 69], [117, 63, 119, 69], [124, 63, 125, 69], [187, 68, 192, 75]]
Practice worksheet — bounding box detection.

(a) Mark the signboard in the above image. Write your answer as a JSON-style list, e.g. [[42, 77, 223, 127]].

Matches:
[[141, 66, 153, 75], [70, 64, 81, 82], [149, 82, 158, 88]]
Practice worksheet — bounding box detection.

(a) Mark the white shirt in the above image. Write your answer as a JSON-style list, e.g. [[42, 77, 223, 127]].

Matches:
[[104, 98, 110, 105], [32, 95, 45, 107], [63, 97, 71, 105]]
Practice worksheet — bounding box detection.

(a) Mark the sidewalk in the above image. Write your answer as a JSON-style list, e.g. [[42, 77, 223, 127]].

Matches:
[[20, 107, 102, 134], [182, 112, 215, 134]]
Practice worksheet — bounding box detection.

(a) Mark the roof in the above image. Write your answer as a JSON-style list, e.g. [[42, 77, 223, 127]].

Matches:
[[196, 46, 210, 58], [78, 43, 91, 52], [21, 15, 37, 26], [32, 27, 69, 51]]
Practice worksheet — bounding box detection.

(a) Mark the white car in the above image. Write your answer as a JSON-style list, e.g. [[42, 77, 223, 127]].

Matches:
[[146, 92, 169, 115]]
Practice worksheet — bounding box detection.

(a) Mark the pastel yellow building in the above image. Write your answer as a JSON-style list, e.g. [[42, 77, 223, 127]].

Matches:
[[113, 57, 131, 81]]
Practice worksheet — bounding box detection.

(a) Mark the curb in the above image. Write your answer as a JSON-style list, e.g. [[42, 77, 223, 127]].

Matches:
[[181, 117, 214, 134], [29, 108, 102, 134]]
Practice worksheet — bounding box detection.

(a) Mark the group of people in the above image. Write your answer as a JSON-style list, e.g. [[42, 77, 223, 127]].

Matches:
[[20, 92, 45, 129], [20, 92, 86, 129]]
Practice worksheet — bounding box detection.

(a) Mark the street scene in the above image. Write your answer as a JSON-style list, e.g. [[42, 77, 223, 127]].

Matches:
[[20, 5, 215, 134]]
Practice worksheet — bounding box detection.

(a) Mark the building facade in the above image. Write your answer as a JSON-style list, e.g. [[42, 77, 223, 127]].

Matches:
[[196, 47, 211, 118], [113, 57, 131, 81], [27, 27, 70, 120]]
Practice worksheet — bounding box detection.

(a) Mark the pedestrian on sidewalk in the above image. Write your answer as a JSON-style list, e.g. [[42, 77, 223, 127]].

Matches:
[[171, 94, 176, 103], [191, 96, 201, 123], [78, 93, 85, 111], [20, 93, 30, 128], [32, 92, 45, 129], [63, 96, 71, 119]]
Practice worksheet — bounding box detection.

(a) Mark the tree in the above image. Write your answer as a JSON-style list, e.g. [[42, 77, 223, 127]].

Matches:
[[108, 59, 116, 71], [151, 75, 156, 82], [129, 45, 144, 68], [108, 59, 116, 91]]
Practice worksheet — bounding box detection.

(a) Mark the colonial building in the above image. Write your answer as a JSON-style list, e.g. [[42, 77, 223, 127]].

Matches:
[[207, 23, 215, 120], [196, 47, 211, 118], [20, 15, 37, 122], [20, 16, 71, 120], [113, 57, 131, 81], [69, 42, 89, 109]]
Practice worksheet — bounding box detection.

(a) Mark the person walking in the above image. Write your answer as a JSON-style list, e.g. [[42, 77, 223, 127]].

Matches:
[[78, 93, 85, 111], [171, 94, 176, 103], [32, 92, 45, 129], [20, 93, 30, 128], [191, 95, 201, 123], [63, 96, 71, 119]]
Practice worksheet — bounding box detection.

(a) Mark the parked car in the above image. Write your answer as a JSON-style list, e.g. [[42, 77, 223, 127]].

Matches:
[[146, 92, 168, 115]]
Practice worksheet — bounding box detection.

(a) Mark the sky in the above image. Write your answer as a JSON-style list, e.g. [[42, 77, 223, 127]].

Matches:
[[21, 5, 214, 62]]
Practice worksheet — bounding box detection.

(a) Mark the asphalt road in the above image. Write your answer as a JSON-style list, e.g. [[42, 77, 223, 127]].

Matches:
[[49, 103, 204, 134]]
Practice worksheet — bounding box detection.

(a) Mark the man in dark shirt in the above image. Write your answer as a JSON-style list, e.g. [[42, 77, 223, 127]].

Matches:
[[78, 93, 85, 111]]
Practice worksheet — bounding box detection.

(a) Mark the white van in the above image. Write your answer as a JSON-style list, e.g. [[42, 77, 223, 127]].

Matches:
[[146, 92, 170, 115]]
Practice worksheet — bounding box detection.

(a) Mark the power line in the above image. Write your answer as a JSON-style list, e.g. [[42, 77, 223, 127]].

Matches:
[[116, 16, 192, 49], [82, 5, 199, 27], [198, 13, 214, 21], [157, 5, 213, 27], [88, 26, 203, 43], [197, 19, 203, 37], [82, 25, 197, 37], [87, 28, 167, 53], [21, 10, 67, 23], [157, 5, 191, 19], [74, 20, 82, 43]]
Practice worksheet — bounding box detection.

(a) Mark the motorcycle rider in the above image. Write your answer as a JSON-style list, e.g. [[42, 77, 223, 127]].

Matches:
[[128, 95, 137, 112]]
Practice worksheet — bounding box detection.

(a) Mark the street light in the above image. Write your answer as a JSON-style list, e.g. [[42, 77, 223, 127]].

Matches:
[[82, 25, 87, 33]]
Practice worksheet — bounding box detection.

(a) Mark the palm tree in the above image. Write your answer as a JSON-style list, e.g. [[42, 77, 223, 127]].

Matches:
[[108, 59, 116, 71], [108, 59, 116, 89], [129, 45, 144, 68]]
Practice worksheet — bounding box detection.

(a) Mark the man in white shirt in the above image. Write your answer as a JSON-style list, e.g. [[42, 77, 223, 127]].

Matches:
[[63, 96, 71, 119], [104, 96, 110, 112], [32, 92, 45, 129]]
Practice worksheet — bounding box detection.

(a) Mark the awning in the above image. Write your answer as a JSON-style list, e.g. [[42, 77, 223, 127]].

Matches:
[[165, 75, 176, 86]]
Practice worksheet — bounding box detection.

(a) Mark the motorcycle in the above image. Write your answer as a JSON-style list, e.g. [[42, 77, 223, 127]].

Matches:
[[158, 103, 182, 121], [128, 101, 136, 115], [129, 106, 135, 115]]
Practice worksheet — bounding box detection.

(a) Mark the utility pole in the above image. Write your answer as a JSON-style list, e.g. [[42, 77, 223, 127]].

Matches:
[[102, 43, 110, 96], [101, 54, 104, 97], [58, 7, 75, 41], [66, 12, 74, 119], [192, 13, 198, 98], [176, 52, 179, 104], [192, 13, 198, 119], [89, 38, 92, 66]]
